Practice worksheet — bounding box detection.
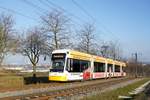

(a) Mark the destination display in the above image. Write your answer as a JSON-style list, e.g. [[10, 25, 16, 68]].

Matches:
[[52, 53, 66, 60]]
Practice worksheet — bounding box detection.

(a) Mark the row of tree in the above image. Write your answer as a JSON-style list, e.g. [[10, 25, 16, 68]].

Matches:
[[0, 10, 123, 80], [0, 9, 123, 64], [1, 10, 150, 79], [126, 60, 150, 77]]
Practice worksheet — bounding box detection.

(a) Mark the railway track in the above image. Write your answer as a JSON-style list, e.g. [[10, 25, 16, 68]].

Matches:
[[1, 77, 140, 100]]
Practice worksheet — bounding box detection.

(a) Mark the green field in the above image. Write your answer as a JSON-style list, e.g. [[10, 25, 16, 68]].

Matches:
[[83, 78, 150, 100]]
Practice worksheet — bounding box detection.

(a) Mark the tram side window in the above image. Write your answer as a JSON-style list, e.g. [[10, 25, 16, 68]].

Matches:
[[80, 60, 89, 72], [107, 64, 113, 72], [122, 66, 126, 72], [66, 59, 90, 72], [94, 62, 105, 72], [115, 65, 120, 72], [71, 59, 80, 72]]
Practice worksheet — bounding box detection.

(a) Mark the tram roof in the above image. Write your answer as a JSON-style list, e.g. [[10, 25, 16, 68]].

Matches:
[[52, 49, 126, 67], [52, 49, 70, 54]]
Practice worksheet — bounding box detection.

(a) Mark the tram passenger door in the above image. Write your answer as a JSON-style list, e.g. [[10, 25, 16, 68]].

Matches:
[[83, 67, 91, 80], [83, 62, 91, 80], [108, 64, 113, 78]]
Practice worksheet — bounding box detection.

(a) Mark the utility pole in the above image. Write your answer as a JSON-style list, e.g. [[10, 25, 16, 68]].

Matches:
[[132, 52, 138, 77], [135, 53, 138, 77]]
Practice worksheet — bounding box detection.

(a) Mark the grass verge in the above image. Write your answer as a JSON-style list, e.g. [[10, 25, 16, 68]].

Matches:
[[0, 71, 49, 91], [0, 76, 24, 88], [83, 78, 150, 100]]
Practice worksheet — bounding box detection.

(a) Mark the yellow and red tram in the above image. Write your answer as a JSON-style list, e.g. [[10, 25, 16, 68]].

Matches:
[[49, 49, 126, 81]]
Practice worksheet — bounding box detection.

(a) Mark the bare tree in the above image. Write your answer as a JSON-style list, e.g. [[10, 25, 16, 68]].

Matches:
[[100, 41, 122, 60], [100, 44, 109, 57], [20, 27, 46, 83], [0, 13, 16, 65], [76, 23, 96, 54], [40, 9, 71, 53], [109, 41, 122, 60]]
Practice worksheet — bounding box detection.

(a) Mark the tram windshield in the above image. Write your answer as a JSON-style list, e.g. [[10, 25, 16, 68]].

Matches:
[[50, 53, 66, 72]]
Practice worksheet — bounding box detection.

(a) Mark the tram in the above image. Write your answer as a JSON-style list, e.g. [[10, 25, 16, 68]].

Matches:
[[49, 49, 126, 81]]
